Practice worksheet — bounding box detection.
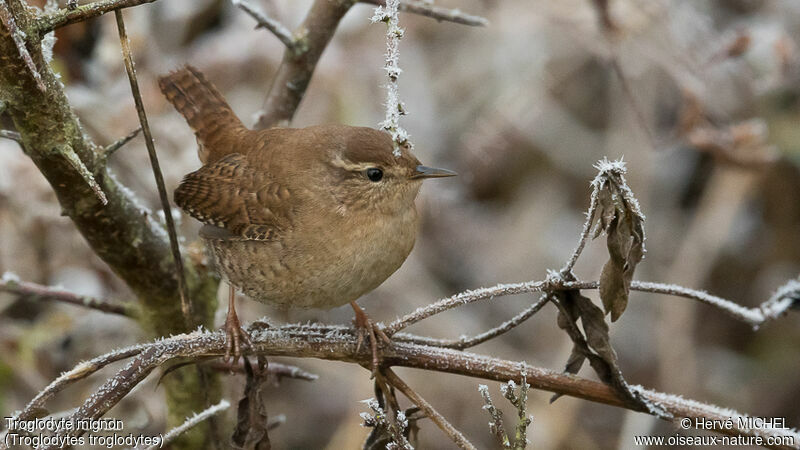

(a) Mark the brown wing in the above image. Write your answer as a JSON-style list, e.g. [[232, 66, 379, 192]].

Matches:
[[174, 153, 290, 240]]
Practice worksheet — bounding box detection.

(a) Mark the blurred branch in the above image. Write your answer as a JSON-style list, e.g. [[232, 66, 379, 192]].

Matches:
[[34, 0, 158, 37], [0, 275, 138, 317], [255, 0, 354, 129], [382, 368, 476, 450], [361, 0, 488, 27], [19, 326, 800, 450], [232, 0, 297, 53]]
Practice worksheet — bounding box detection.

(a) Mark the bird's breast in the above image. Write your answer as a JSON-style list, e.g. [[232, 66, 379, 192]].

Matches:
[[208, 205, 419, 309]]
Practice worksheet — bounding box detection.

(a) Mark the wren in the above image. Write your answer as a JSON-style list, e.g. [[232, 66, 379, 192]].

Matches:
[[159, 66, 455, 366]]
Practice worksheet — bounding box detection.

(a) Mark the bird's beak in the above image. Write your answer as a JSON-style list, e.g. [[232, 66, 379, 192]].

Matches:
[[411, 165, 457, 179]]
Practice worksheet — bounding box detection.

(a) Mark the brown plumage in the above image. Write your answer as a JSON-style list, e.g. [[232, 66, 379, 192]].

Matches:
[[160, 65, 455, 361]]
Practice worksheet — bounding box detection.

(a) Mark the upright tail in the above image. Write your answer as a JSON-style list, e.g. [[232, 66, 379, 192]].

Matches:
[[158, 65, 246, 163]]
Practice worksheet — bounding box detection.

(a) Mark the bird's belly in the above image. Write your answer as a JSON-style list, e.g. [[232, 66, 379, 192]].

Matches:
[[205, 211, 417, 309]]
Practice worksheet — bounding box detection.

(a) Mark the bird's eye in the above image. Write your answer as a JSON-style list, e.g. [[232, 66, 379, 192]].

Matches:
[[365, 168, 383, 182]]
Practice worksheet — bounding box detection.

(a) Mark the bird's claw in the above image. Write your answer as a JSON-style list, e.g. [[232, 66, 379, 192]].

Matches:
[[223, 312, 251, 365], [352, 305, 391, 377]]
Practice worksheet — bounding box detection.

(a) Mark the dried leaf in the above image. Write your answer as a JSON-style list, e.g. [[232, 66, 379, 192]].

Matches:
[[593, 162, 646, 321], [232, 358, 272, 450]]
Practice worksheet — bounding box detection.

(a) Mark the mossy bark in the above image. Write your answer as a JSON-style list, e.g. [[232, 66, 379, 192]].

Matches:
[[0, 1, 220, 447]]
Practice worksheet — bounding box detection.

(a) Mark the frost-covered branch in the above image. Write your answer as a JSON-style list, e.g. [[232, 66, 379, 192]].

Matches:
[[384, 278, 797, 338], [361, 0, 488, 27], [372, 0, 411, 156], [141, 400, 231, 450], [383, 368, 476, 450], [15, 326, 799, 450]]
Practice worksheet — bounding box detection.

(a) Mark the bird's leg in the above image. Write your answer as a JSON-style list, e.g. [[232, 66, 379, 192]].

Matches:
[[350, 301, 391, 376], [224, 284, 251, 363]]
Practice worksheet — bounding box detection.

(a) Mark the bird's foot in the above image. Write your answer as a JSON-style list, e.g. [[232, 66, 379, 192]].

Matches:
[[223, 309, 251, 364], [351, 302, 391, 377]]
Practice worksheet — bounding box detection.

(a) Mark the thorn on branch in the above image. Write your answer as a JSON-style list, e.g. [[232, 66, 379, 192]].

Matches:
[[232, 0, 299, 54], [0, 2, 47, 92], [60, 144, 108, 205]]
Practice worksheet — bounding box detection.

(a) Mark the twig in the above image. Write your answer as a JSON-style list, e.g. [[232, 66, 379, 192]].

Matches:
[[231, 0, 296, 52], [0, 1, 46, 92], [102, 126, 141, 159], [560, 183, 600, 275], [0, 275, 136, 317], [382, 368, 477, 450], [360, 0, 489, 27], [0, 129, 21, 142], [385, 280, 548, 335], [34, 0, 158, 37], [140, 399, 230, 450], [630, 279, 799, 328], [435, 294, 549, 350], [115, 9, 193, 322], [27, 327, 797, 450]]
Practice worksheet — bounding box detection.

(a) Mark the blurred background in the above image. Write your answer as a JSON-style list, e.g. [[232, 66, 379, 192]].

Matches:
[[1, 0, 799, 448]]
